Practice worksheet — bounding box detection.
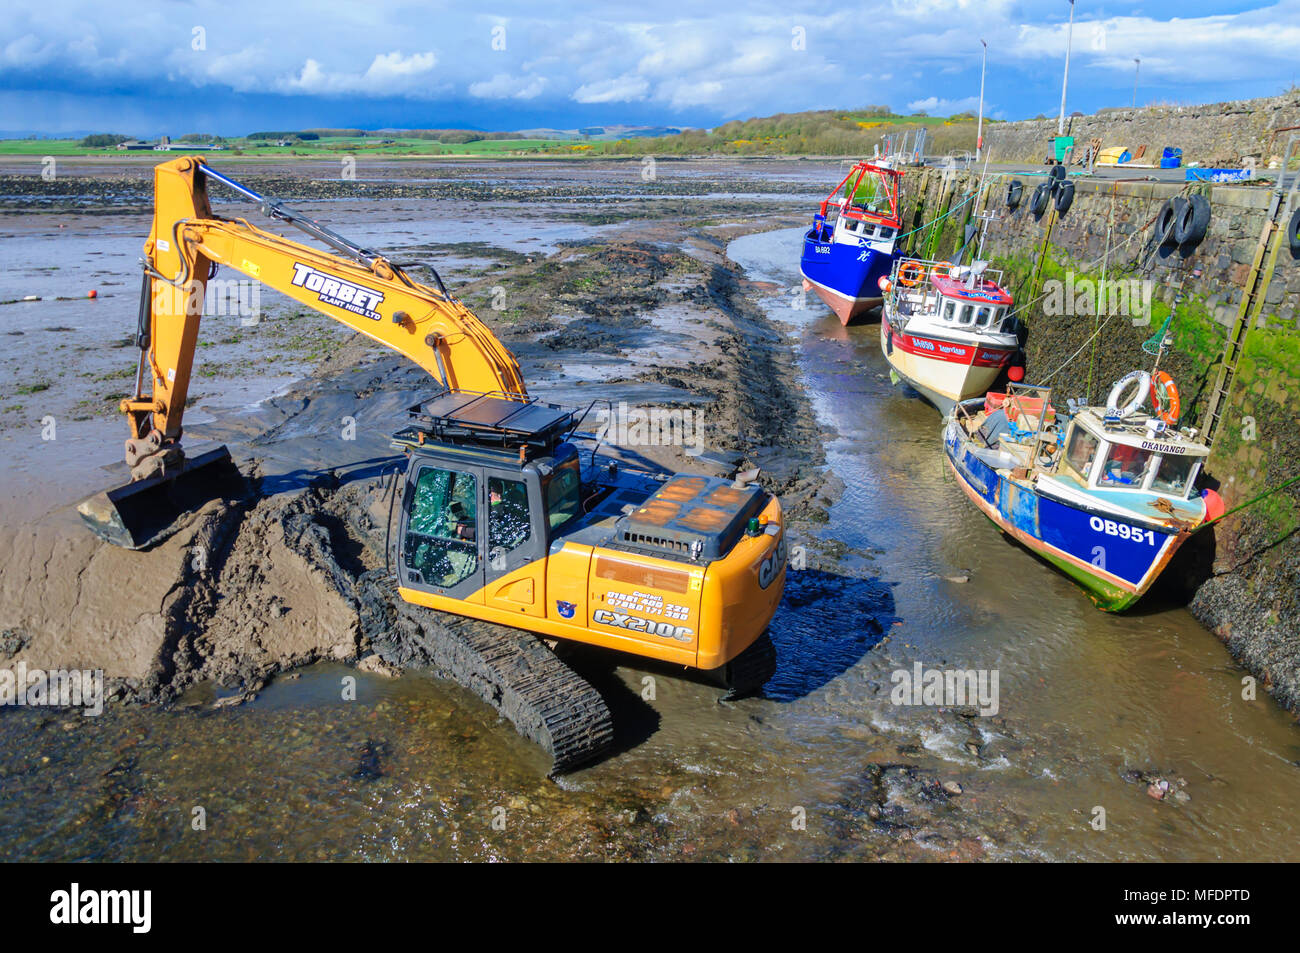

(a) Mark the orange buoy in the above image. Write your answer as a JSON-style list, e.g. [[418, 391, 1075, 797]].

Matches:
[[897, 260, 924, 287], [1149, 371, 1181, 426], [877, 276, 892, 293], [1007, 365, 1025, 382], [87, 289, 97, 299]]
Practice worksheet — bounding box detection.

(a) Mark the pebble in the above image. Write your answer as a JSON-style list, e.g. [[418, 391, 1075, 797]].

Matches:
[[942, 781, 964, 796]]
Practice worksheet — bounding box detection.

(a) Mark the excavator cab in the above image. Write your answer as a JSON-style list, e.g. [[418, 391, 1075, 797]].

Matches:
[[390, 391, 786, 679]]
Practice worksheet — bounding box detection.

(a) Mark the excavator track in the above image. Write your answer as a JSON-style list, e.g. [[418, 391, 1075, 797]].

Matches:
[[358, 572, 614, 774], [721, 631, 777, 700]]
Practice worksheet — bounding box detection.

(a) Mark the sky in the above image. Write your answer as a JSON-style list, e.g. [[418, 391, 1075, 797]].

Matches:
[[2, 0, 1299, 136]]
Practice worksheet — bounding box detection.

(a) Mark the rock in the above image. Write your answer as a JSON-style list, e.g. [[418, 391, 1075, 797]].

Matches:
[[945, 573, 971, 584], [942, 780, 964, 796], [357, 654, 402, 678], [1146, 783, 1166, 800]]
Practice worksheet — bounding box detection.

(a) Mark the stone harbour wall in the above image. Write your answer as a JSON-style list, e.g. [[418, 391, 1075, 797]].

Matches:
[[985, 93, 1300, 168]]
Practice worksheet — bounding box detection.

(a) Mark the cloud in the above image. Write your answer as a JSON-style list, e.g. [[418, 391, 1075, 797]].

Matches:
[[469, 72, 547, 100], [1, 1, 1297, 132], [572, 75, 649, 104], [278, 51, 437, 97], [906, 95, 984, 114]]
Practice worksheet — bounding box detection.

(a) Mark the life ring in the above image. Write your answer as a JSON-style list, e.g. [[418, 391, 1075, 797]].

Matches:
[[1149, 371, 1181, 426], [1174, 195, 1211, 248], [897, 260, 925, 287], [1106, 370, 1151, 420]]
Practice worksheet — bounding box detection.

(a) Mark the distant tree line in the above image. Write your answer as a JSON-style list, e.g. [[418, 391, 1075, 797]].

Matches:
[[78, 134, 129, 147], [587, 109, 983, 157]]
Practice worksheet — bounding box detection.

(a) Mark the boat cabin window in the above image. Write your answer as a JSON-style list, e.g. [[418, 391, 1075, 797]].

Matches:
[[877, 226, 895, 240], [957, 305, 973, 325], [942, 300, 956, 322], [1065, 425, 1100, 480], [1098, 443, 1156, 488], [1149, 453, 1200, 498], [975, 306, 992, 327]]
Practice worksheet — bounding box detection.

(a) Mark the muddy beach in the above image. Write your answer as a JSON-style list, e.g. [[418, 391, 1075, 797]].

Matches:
[[2, 158, 1300, 862]]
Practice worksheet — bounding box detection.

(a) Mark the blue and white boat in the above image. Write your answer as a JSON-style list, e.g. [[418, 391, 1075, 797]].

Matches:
[[800, 161, 903, 325], [943, 376, 1223, 611]]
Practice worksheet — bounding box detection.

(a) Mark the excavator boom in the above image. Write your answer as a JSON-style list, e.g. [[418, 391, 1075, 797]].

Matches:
[[79, 155, 526, 547]]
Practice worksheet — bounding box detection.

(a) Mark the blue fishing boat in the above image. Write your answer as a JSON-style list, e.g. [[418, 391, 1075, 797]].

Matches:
[[800, 161, 903, 325], [943, 376, 1223, 610]]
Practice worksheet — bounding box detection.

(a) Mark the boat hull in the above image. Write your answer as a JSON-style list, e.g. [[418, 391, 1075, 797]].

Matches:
[[800, 229, 896, 326], [882, 321, 1015, 414], [942, 417, 1189, 611]]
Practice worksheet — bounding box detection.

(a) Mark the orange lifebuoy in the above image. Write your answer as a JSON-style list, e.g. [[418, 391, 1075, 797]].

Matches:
[[1150, 371, 1181, 426], [897, 260, 925, 287]]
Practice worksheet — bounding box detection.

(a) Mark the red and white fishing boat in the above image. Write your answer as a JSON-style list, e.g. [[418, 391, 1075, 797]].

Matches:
[[878, 258, 1023, 414]]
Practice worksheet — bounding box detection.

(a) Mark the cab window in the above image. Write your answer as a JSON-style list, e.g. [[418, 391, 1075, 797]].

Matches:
[[488, 476, 532, 553], [404, 467, 478, 587], [1098, 443, 1156, 487], [544, 459, 582, 530], [1065, 426, 1100, 480], [1150, 453, 1198, 497], [975, 306, 991, 327], [942, 300, 956, 321]]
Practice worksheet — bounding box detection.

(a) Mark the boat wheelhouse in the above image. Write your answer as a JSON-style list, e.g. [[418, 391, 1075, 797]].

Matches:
[[944, 381, 1222, 611], [799, 161, 903, 325], [880, 258, 1021, 414]]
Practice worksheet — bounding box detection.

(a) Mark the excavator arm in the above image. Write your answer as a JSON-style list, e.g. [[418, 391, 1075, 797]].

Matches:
[[125, 155, 525, 453], [81, 155, 527, 547]]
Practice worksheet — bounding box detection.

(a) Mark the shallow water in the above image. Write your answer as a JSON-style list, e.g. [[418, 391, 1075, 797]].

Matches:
[[728, 226, 1300, 861], [1, 167, 1298, 862]]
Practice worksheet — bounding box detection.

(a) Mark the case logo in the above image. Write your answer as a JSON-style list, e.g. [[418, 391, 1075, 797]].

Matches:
[[756, 533, 787, 590], [555, 600, 576, 619]]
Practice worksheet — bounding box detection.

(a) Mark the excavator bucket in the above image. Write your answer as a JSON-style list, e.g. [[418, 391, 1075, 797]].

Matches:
[[76, 446, 245, 550]]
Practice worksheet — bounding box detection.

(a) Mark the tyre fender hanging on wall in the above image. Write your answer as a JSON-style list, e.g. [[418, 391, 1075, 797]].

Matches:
[[1174, 194, 1211, 248], [1155, 198, 1181, 248], [1029, 182, 1051, 217], [1288, 205, 1300, 260], [1054, 181, 1076, 215], [1007, 179, 1023, 211]]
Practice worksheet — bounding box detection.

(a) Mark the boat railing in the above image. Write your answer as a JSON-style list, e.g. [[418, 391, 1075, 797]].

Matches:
[[890, 257, 1005, 289]]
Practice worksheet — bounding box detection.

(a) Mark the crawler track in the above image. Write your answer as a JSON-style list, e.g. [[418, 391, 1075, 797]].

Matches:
[[721, 631, 777, 700], [359, 572, 614, 774]]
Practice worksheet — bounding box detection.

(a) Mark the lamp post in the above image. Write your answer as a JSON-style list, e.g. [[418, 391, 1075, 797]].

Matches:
[[1058, 0, 1076, 137], [976, 38, 988, 161], [1132, 57, 1140, 108]]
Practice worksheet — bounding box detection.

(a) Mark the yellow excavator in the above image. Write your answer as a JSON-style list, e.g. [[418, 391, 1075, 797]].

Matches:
[[77, 156, 787, 770]]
